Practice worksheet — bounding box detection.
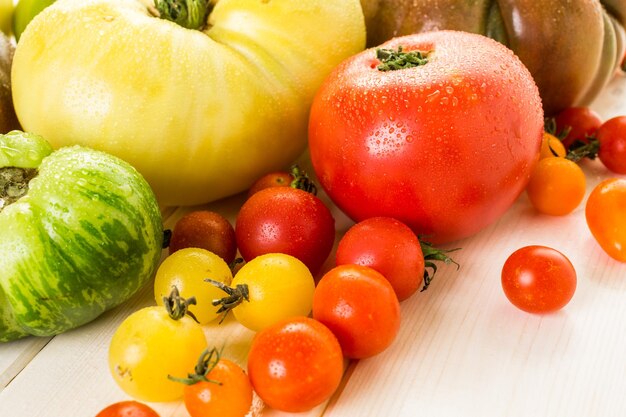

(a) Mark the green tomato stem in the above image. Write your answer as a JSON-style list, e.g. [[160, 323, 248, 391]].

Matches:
[[152, 0, 211, 30], [565, 138, 601, 162], [206, 278, 249, 323], [168, 347, 224, 386], [420, 240, 460, 291], [376, 46, 430, 72], [163, 285, 198, 321], [289, 164, 318, 195]]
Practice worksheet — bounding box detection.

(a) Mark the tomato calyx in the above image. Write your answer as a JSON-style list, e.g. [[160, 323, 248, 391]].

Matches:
[[420, 240, 460, 291], [565, 137, 600, 162], [376, 46, 430, 71], [289, 164, 318, 195], [168, 347, 224, 386], [206, 278, 250, 323], [0, 167, 37, 211], [150, 0, 212, 30], [545, 116, 601, 162], [163, 286, 199, 322], [544, 117, 571, 141]]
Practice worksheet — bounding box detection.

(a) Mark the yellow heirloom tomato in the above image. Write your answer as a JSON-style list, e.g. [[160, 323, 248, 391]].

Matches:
[[11, 0, 366, 206]]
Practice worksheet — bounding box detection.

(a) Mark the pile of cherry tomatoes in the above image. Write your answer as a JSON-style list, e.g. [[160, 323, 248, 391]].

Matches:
[[97, 165, 450, 417], [96, 107, 626, 417], [503, 107, 626, 315]]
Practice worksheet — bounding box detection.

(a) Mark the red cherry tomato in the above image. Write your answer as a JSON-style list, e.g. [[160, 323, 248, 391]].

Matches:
[[247, 316, 344, 413], [596, 116, 626, 174], [585, 178, 626, 262], [554, 106, 602, 150], [335, 217, 424, 300], [169, 210, 236, 264], [235, 187, 335, 274], [247, 171, 293, 197], [95, 401, 160, 417], [308, 31, 543, 244], [312, 264, 401, 358], [501, 246, 577, 314]]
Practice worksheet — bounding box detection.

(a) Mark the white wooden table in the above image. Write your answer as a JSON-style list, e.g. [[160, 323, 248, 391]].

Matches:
[[1, 72, 626, 417]]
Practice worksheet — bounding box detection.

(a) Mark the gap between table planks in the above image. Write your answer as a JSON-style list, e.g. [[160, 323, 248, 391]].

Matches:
[[1, 74, 626, 417]]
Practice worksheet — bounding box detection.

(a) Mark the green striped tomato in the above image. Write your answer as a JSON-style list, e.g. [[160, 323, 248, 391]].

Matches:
[[0, 131, 163, 342]]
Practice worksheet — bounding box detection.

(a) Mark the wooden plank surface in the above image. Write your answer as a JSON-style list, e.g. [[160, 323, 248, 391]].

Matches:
[[1, 74, 626, 417]]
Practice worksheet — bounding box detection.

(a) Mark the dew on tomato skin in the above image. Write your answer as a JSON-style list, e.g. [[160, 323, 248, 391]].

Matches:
[[268, 359, 287, 379]]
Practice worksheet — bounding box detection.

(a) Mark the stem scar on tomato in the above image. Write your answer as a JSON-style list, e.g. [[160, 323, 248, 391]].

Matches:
[[168, 347, 224, 386], [0, 167, 37, 211], [206, 279, 249, 323], [150, 0, 213, 30], [419, 240, 460, 292]]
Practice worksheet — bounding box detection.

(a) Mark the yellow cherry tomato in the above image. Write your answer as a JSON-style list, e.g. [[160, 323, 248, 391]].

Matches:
[[539, 132, 566, 159], [210, 253, 315, 332], [154, 247, 233, 324], [526, 157, 586, 216], [109, 290, 207, 402]]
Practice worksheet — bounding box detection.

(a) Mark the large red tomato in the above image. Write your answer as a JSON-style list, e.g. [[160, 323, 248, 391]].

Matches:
[[308, 31, 543, 244]]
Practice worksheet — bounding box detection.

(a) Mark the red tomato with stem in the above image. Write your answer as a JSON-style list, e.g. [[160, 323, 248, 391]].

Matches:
[[95, 401, 160, 417], [312, 264, 401, 358], [554, 107, 603, 150], [596, 116, 626, 174], [309, 31, 543, 244], [247, 316, 344, 413], [501, 246, 577, 314], [586, 178, 626, 262], [235, 187, 335, 275], [335, 217, 424, 300]]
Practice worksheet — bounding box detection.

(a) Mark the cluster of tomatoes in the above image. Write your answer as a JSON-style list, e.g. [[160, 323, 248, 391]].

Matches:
[[525, 107, 626, 263], [501, 107, 626, 315], [95, 106, 626, 417], [96, 167, 456, 417]]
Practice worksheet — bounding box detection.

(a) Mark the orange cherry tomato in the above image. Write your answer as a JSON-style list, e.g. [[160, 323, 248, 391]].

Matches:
[[182, 355, 253, 417], [312, 264, 401, 358], [585, 178, 626, 262], [501, 245, 577, 314], [539, 132, 566, 159], [526, 157, 586, 215], [247, 316, 344, 413], [95, 401, 160, 417]]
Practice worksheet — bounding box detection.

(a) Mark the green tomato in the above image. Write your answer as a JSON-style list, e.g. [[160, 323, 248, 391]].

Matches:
[[108, 300, 207, 402], [154, 247, 233, 325], [212, 253, 315, 332], [12, 0, 55, 41], [0, 131, 163, 342], [11, 0, 366, 206]]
